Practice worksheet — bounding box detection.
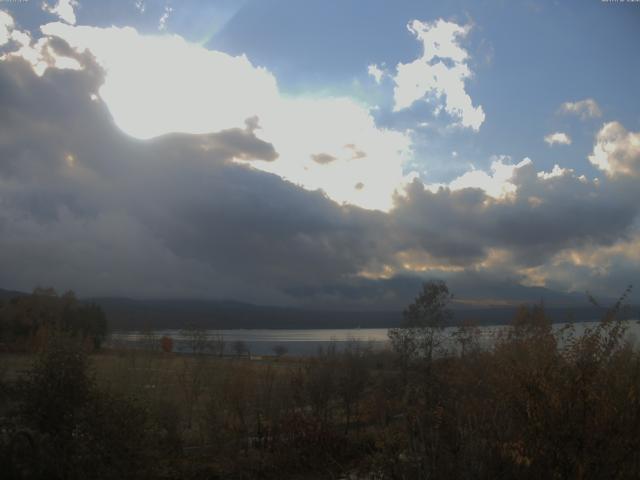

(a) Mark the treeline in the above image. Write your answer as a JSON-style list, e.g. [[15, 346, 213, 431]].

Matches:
[[0, 288, 107, 351], [2, 282, 640, 479]]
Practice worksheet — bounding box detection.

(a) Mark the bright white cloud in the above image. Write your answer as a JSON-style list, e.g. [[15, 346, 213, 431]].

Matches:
[[449, 157, 531, 198], [544, 132, 572, 146], [559, 98, 602, 119], [537, 164, 571, 180], [42, 0, 78, 25], [426, 156, 531, 199], [34, 22, 415, 211], [41, 22, 280, 138], [367, 63, 384, 84], [589, 121, 640, 178], [134, 0, 145, 13], [255, 96, 413, 211], [158, 5, 172, 31], [422, 153, 589, 204], [0, 15, 81, 76], [0, 10, 14, 46], [392, 19, 485, 131]]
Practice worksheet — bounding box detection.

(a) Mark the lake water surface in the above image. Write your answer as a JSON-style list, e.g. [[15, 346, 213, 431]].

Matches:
[[109, 320, 640, 356]]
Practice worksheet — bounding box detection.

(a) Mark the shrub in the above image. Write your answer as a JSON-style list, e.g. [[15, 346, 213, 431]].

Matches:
[[18, 334, 163, 479]]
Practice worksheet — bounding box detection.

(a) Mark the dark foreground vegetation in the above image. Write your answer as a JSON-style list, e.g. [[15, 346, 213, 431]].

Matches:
[[1, 283, 640, 479]]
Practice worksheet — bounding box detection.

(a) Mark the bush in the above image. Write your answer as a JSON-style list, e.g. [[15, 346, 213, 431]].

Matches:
[[18, 334, 164, 479]]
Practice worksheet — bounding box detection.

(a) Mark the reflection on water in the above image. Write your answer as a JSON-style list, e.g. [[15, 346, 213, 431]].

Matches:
[[108, 320, 640, 356]]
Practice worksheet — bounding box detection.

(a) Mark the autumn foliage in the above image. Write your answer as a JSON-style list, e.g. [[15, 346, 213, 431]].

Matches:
[[160, 335, 174, 353], [2, 283, 640, 479]]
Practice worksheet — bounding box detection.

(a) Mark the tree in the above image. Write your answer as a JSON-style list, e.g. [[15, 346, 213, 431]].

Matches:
[[233, 340, 248, 358], [272, 344, 288, 358], [160, 335, 174, 353], [388, 280, 453, 370], [181, 324, 212, 356], [22, 334, 92, 437], [211, 330, 225, 357], [20, 334, 161, 479], [337, 339, 370, 434], [452, 319, 481, 357], [0, 289, 107, 351]]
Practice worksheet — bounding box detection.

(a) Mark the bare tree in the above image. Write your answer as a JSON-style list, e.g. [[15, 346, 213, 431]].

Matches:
[[337, 339, 370, 434], [176, 355, 207, 428], [272, 344, 288, 358], [211, 330, 225, 357], [177, 325, 212, 427], [452, 320, 481, 357], [181, 324, 212, 355], [233, 340, 248, 358], [139, 325, 160, 352]]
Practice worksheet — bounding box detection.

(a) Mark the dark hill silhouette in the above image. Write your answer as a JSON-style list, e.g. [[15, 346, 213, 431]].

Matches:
[[1, 289, 634, 331], [90, 297, 624, 331]]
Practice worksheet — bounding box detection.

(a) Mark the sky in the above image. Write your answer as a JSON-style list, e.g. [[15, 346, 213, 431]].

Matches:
[[0, 0, 639, 309]]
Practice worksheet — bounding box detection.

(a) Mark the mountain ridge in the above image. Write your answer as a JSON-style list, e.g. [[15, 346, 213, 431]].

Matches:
[[1, 288, 635, 331]]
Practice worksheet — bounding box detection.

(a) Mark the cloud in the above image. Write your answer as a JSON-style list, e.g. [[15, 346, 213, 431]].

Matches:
[[589, 121, 640, 178], [367, 63, 384, 84], [205, 119, 279, 162], [537, 164, 571, 180], [311, 153, 337, 165], [424, 156, 532, 199], [559, 98, 602, 119], [392, 19, 485, 131], [446, 157, 531, 198], [158, 5, 172, 31], [42, 0, 78, 25], [392, 156, 639, 271], [37, 22, 415, 211], [544, 132, 572, 146], [0, 12, 82, 76], [0, 10, 14, 46], [1, 22, 639, 307], [0, 57, 396, 304], [135, 1, 145, 14], [518, 232, 640, 299], [40, 22, 280, 139]]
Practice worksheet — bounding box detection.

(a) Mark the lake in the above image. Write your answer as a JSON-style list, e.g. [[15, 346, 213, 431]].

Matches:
[[108, 319, 640, 356]]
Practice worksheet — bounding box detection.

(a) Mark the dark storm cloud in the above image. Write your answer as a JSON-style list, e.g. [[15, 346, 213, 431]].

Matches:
[[283, 269, 591, 310], [1, 54, 639, 307], [494, 166, 638, 262], [393, 165, 639, 268], [204, 125, 278, 162], [0, 57, 393, 304], [311, 153, 337, 165]]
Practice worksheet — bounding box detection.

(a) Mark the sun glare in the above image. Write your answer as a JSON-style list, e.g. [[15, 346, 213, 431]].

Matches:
[[38, 22, 416, 211]]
